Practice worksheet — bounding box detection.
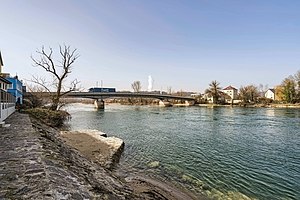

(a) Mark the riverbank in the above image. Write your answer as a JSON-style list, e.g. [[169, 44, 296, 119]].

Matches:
[[0, 112, 206, 199], [197, 103, 300, 108]]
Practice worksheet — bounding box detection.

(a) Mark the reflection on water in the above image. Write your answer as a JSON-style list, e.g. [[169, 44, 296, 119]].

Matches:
[[265, 108, 275, 117], [66, 104, 300, 200]]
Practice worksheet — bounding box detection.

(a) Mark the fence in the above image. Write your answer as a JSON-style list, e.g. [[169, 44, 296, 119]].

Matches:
[[0, 89, 16, 122]]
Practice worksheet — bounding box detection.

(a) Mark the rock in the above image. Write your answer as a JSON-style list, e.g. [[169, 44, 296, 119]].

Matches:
[[182, 174, 193, 182], [210, 188, 225, 199], [60, 130, 124, 169], [100, 136, 125, 167], [227, 191, 253, 200], [165, 164, 184, 176], [61, 129, 107, 137], [181, 174, 204, 188], [202, 184, 211, 191], [148, 161, 160, 168]]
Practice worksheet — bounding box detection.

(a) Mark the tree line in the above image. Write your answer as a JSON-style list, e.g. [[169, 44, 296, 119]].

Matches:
[[205, 70, 300, 104], [280, 71, 300, 103]]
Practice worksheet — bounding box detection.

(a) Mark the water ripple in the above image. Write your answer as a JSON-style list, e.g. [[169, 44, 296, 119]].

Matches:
[[67, 105, 300, 200]]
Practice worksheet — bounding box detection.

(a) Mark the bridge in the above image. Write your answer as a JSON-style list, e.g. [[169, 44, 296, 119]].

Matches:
[[66, 92, 196, 109], [24, 92, 196, 109], [66, 92, 195, 100]]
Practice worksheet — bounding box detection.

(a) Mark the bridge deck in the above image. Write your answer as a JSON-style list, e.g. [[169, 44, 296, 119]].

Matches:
[[65, 92, 195, 101]]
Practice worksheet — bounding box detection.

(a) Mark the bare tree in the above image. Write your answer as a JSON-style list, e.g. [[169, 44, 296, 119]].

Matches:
[[239, 85, 259, 103], [258, 84, 268, 95], [239, 86, 248, 103], [31, 45, 80, 110], [131, 81, 142, 93], [22, 82, 45, 108], [294, 70, 300, 98]]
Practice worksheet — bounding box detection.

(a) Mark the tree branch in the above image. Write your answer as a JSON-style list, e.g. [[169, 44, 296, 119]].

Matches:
[[28, 76, 52, 93], [31, 44, 80, 110], [60, 79, 80, 96]]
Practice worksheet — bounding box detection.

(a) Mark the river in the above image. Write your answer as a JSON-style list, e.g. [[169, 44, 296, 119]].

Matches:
[[66, 103, 300, 200]]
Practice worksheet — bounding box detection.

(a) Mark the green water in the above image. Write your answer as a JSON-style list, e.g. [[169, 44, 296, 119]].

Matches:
[[66, 104, 300, 200]]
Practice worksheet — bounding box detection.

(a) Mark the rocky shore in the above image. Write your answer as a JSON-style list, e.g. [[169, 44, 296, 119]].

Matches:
[[0, 112, 206, 199]]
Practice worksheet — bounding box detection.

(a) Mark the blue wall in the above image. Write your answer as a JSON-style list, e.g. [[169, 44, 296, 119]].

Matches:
[[6, 77, 23, 104]]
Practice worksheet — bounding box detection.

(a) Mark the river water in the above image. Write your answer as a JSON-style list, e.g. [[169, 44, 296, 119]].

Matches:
[[66, 104, 300, 200]]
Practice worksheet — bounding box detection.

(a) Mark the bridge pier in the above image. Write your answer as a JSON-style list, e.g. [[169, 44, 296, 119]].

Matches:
[[94, 99, 105, 109]]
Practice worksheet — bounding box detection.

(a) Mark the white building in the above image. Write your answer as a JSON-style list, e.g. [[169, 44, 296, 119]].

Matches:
[[222, 85, 238, 103], [265, 89, 275, 100], [202, 93, 226, 104], [0, 52, 16, 122]]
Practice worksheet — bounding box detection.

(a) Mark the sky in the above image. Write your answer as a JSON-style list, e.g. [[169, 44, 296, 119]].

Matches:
[[0, 0, 300, 92]]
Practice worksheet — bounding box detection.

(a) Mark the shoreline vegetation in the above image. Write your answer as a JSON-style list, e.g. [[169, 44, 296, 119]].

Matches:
[[197, 103, 300, 108], [25, 108, 206, 200]]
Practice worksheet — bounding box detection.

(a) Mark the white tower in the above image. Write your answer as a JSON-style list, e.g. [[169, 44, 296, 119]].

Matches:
[[148, 75, 153, 92]]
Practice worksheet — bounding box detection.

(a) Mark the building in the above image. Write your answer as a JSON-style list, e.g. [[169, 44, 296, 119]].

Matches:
[[0, 76, 11, 91], [0, 74, 23, 105], [0, 51, 16, 122], [202, 93, 214, 103], [265, 89, 275, 100], [222, 85, 238, 103], [6, 76, 23, 104], [202, 93, 226, 104], [0, 51, 23, 104], [0, 76, 15, 122]]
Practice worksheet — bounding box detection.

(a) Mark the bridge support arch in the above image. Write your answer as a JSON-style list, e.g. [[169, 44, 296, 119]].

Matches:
[[94, 99, 105, 109]]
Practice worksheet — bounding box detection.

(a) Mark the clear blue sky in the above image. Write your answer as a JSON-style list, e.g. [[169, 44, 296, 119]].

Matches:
[[0, 0, 300, 92]]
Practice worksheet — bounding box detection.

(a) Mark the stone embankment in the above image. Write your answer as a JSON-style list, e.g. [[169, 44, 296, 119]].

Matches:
[[0, 112, 204, 200], [0, 112, 134, 199]]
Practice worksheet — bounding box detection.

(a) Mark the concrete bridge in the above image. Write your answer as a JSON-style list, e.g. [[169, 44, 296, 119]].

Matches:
[[66, 92, 196, 109]]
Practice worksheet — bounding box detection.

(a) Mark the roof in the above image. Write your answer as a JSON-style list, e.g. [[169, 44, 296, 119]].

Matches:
[[0, 76, 11, 84], [223, 85, 237, 91], [267, 89, 275, 93], [0, 51, 3, 66]]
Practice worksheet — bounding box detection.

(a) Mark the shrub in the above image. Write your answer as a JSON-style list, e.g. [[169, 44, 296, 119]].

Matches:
[[25, 108, 70, 127], [257, 97, 273, 104]]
